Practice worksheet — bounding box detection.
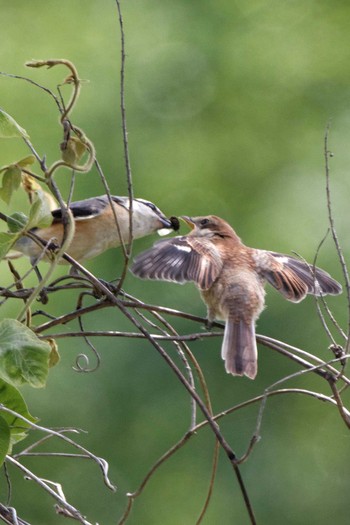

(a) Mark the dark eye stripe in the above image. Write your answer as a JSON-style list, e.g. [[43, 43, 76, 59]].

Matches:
[[143, 201, 157, 212], [135, 198, 159, 213]]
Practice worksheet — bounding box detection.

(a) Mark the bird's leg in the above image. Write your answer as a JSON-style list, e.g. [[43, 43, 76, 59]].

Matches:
[[205, 307, 215, 330], [96, 278, 120, 294], [68, 265, 120, 295], [69, 265, 80, 277]]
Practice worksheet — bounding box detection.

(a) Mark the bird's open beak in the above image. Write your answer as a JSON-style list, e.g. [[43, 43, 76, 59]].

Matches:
[[180, 216, 195, 230]]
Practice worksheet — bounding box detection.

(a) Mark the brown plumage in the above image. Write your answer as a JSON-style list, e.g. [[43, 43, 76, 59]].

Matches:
[[131, 215, 342, 379]]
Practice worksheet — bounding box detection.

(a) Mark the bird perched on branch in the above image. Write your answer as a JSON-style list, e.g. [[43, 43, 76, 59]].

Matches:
[[12, 195, 178, 264], [131, 215, 342, 379]]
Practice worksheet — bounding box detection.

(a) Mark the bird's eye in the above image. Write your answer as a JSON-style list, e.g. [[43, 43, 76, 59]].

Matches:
[[200, 218, 210, 226]]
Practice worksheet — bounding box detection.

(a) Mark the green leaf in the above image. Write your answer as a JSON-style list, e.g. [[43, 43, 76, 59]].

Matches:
[[0, 232, 20, 260], [0, 165, 22, 204], [27, 190, 53, 229], [7, 212, 28, 233], [61, 136, 87, 165], [16, 155, 36, 168], [0, 319, 51, 388], [0, 378, 36, 448], [0, 155, 37, 181], [0, 415, 10, 465], [0, 109, 29, 139]]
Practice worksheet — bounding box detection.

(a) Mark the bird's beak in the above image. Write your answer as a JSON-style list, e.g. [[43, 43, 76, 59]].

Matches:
[[180, 216, 195, 230], [157, 216, 180, 237], [159, 216, 173, 228]]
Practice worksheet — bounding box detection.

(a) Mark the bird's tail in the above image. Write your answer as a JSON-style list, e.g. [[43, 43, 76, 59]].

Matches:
[[221, 318, 257, 379], [5, 236, 34, 260]]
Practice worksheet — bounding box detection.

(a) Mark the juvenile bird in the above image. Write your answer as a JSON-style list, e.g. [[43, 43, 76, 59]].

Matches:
[[12, 195, 177, 265], [131, 215, 342, 379]]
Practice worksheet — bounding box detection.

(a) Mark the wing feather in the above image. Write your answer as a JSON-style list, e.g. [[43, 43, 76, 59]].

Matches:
[[51, 196, 110, 223], [254, 250, 342, 302], [131, 236, 223, 290]]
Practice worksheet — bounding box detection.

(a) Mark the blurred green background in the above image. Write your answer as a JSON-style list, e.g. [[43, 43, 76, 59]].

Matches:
[[1, 0, 350, 523]]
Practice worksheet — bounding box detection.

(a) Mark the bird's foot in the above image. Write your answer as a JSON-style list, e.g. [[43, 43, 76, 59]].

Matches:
[[38, 288, 49, 305], [92, 278, 121, 297], [205, 318, 214, 331]]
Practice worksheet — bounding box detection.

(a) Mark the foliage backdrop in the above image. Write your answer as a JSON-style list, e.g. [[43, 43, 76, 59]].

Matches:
[[1, 1, 350, 523]]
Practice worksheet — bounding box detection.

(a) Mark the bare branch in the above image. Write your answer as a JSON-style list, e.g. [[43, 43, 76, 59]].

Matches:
[[324, 124, 350, 352], [115, 0, 134, 253], [0, 405, 116, 492], [5, 456, 93, 525]]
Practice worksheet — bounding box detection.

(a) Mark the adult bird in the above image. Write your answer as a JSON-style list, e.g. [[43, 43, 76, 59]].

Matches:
[[11, 195, 178, 265]]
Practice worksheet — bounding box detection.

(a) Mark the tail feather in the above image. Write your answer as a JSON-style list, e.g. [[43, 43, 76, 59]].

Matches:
[[221, 319, 257, 379]]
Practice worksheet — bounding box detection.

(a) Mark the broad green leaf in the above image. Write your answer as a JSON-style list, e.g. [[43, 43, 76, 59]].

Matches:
[[0, 415, 10, 465], [0, 319, 51, 388], [27, 190, 53, 229], [0, 156, 37, 187], [0, 378, 36, 447], [0, 232, 20, 260], [0, 109, 29, 139], [0, 165, 22, 204], [7, 212, 28, 233]]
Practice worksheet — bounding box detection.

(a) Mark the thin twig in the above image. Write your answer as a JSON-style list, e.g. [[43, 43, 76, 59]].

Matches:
[[0, 405, 116, 491], [115, 0, 134, 253], [94, 159, 128, 258], [249, 355, 350, 461], [0, 71, 62, 113], [118, 431, 193, 525], [0, 504, 31, 525], [5, 456, 92, 525], [73, 292, 101, 373], [113, 300, 257, 524], [137, 306, 220, 523], [134, 307, 198, 428], [42, 330, 223, 341], [324, 124, 350, 353]]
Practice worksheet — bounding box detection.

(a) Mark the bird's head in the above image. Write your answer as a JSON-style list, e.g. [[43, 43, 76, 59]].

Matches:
[[122, 198, 179, 238], [181, 215, 239, 240]]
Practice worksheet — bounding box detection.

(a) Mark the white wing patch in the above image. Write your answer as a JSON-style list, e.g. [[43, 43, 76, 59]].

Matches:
[[273, 255, 289, 264], [174, 244, 192, 253]]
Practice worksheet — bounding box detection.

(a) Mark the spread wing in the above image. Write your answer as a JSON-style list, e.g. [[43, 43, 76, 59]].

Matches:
[[131, 236, 223, 290], [254, 250, 342, 302], [51, 196, 125, 223]]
